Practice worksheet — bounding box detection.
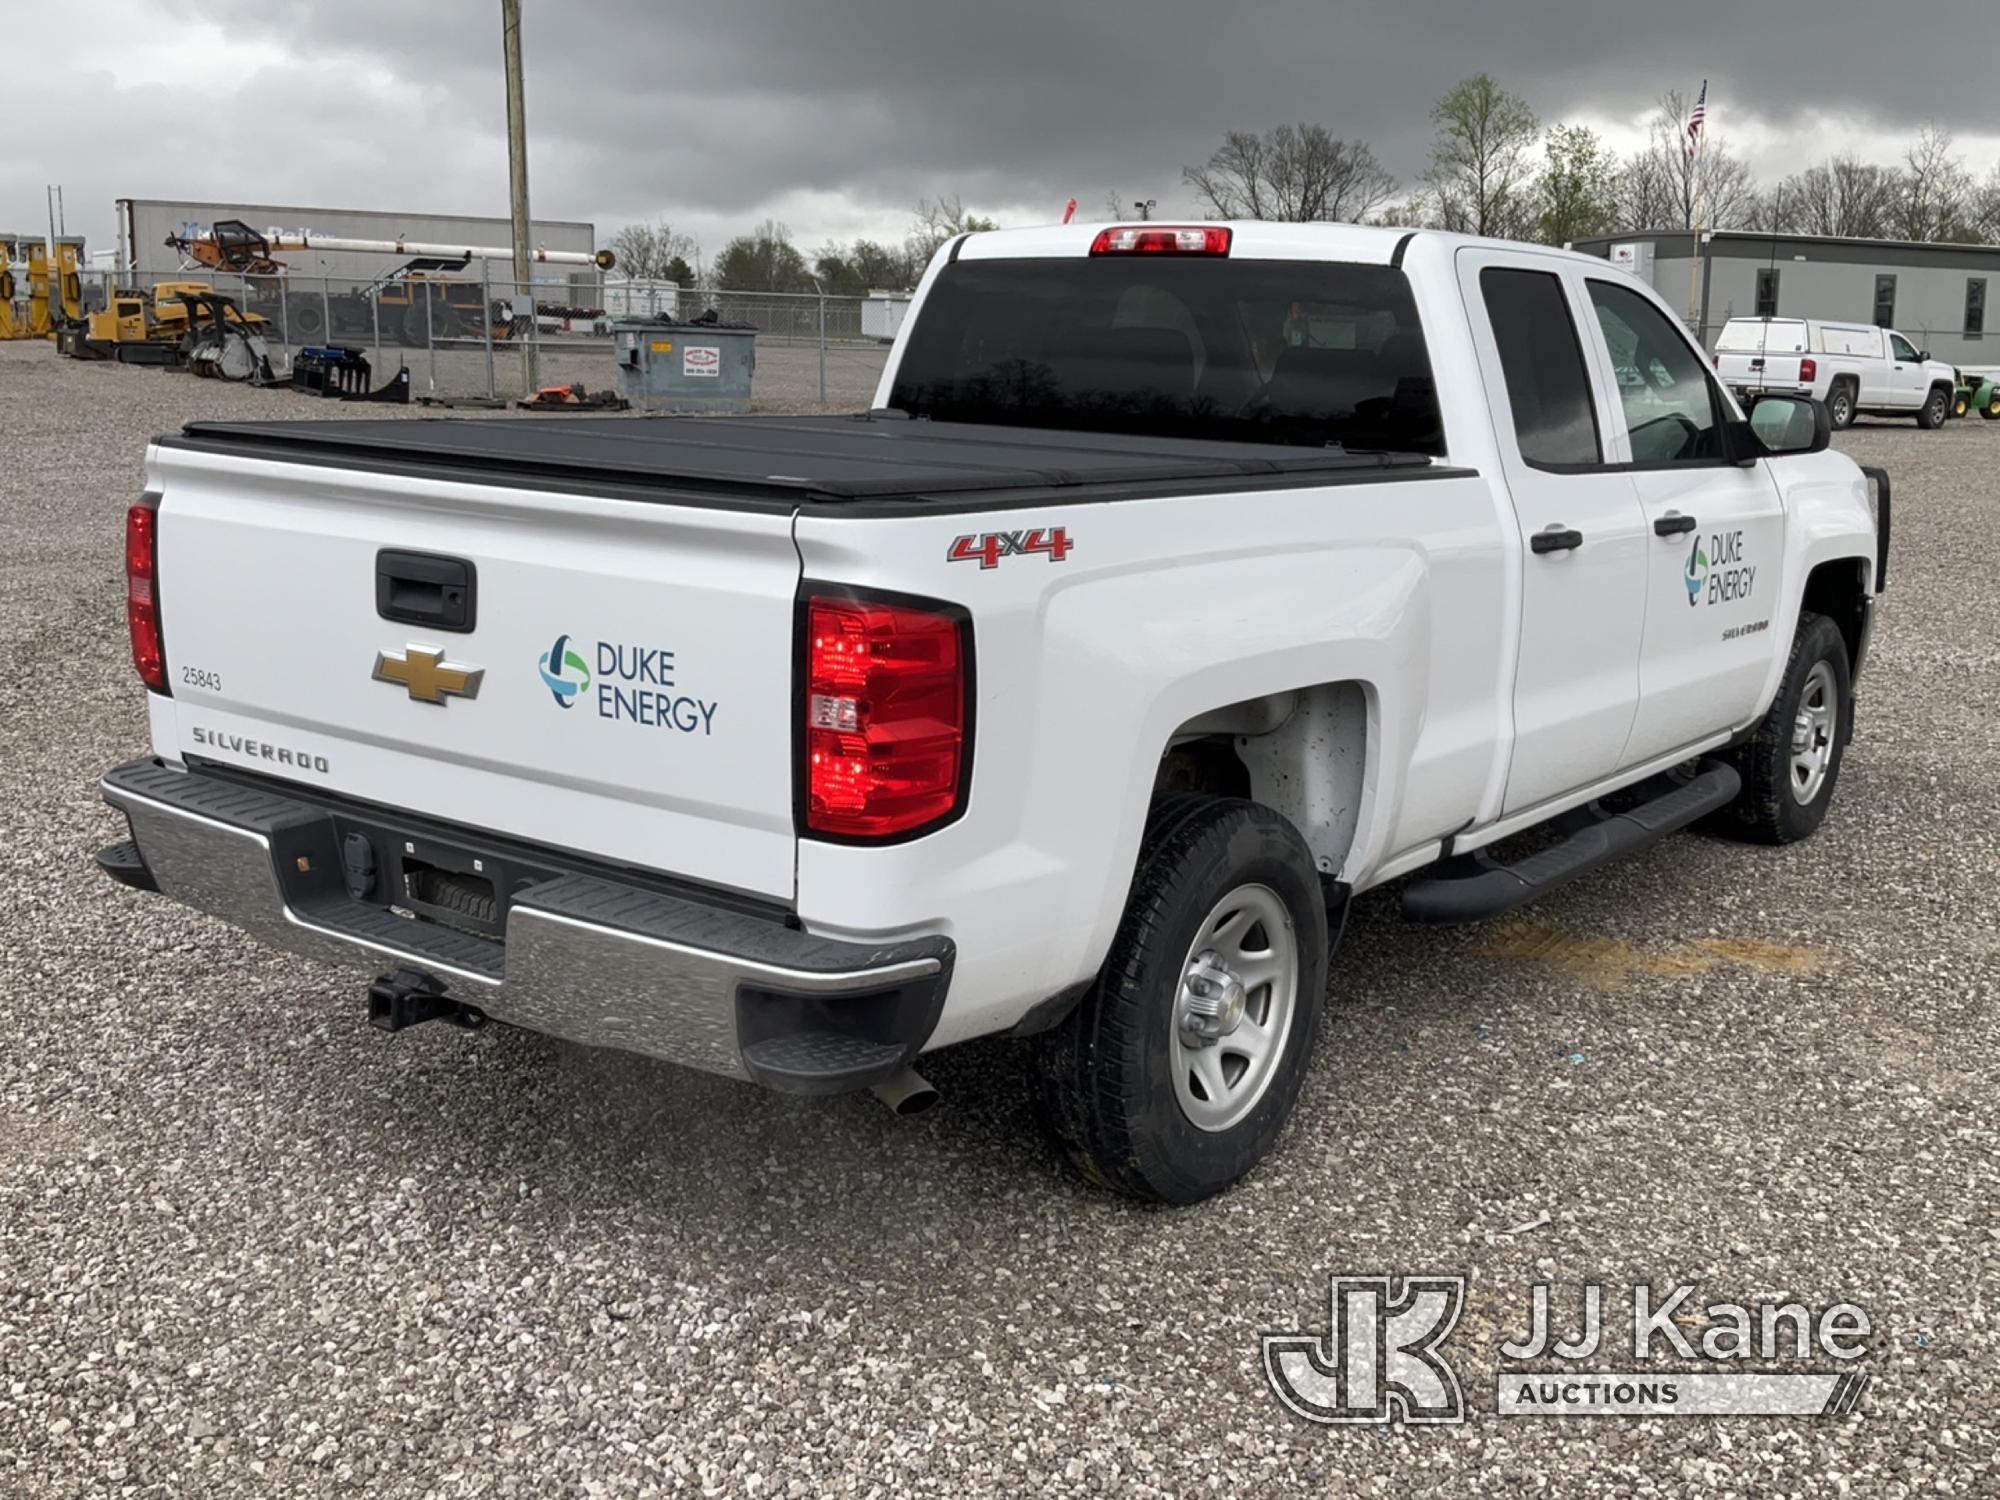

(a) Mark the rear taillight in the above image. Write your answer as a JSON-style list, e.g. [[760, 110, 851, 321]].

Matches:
[[1089, 225, 1232, 256], [804, 593, 968, 840], [126, 498, 168, 694], [1800, 357, 1818, 383]]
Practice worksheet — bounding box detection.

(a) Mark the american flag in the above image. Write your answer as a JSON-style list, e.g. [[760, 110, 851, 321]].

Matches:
[[1685, 80, 1708, 160]]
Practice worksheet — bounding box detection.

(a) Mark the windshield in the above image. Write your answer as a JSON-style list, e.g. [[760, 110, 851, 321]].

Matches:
[[889, 257, 1444, 454]]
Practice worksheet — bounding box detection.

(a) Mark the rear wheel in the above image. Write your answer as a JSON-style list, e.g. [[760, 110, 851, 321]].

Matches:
[[1917, 386, 1950, 428], [1709, 612, 1851, 845], [1826, 381, 1856, 430], [1980, 389, 2000, 420], [1030, 795, 1329, 1203]]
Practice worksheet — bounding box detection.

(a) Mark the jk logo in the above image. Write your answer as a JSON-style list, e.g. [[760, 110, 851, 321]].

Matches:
[[1263, 1274, 1467, 1425]]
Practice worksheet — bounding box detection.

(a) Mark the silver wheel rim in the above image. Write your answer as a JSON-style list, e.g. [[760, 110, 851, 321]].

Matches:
[[1169, 883, 1298, 1133], [1832, 392, 1850, 424], [1789, 660, 1839, 806]]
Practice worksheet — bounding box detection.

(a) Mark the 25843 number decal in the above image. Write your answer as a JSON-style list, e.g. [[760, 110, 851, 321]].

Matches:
[[946, 527, 1075, 569]]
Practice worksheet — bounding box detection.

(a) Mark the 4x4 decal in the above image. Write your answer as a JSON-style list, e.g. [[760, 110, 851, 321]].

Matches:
[[947, 527, 1075, 569]]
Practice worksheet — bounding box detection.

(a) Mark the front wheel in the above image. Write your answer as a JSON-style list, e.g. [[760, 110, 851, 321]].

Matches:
[[1917, 386, 1950, 429], [1709, 612, 1851, 845], [1030, 795, 1329, 1203]]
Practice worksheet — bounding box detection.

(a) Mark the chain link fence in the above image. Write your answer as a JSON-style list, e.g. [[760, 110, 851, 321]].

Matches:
[[77, 270, 897, 411]]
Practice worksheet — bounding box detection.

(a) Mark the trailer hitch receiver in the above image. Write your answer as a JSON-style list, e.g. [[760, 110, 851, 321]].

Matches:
[[367, 967, 485, 1033]]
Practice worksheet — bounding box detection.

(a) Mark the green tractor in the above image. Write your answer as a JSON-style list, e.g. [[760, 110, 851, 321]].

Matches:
[[1951, 368, 2000, 420]]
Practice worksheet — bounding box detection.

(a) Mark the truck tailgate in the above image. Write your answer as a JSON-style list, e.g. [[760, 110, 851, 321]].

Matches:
[[1715, 350, 1803, 391], [146, 441, 801, 901]]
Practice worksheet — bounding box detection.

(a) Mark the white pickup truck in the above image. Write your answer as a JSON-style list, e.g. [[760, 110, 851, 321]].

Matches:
[[1714, 315, 1957, 431], [98, 223, 1889, 1202]]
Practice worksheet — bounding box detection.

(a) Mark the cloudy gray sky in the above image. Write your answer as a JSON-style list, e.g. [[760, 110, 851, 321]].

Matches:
[[13, 0, 2000, 263]]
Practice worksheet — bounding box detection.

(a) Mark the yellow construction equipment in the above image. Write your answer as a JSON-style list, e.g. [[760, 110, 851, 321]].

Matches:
[[0, 236, 17, 339], [58, 279, 269, 372], [0, 235, 84, 339]]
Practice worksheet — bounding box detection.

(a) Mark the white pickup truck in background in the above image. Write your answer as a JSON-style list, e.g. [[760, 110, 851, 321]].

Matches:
[[1715, 315, 1957, 430], [98, 222, 1889, 1202]]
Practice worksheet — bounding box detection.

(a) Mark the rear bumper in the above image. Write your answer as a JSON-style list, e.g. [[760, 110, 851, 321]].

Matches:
[[97, 758, 952, 1093]]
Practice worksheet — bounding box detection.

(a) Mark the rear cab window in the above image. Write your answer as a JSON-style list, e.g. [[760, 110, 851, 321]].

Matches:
[[889, 257, 1445, 456], [1478, 267, 1601, 467]]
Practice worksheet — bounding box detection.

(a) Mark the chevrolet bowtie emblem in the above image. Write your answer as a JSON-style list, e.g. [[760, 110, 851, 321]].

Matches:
[[373, 646, 484, 705]]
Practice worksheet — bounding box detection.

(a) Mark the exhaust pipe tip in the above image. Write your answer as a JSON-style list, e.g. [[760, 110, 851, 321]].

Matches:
[[870, 1066, 939, 1117]]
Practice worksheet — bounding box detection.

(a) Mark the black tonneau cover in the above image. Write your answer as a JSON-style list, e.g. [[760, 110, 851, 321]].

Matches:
[[167, 414, 1444, 508]]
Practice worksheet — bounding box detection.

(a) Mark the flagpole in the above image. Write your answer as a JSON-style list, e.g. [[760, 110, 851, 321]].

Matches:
[[1686, 82, 1708, 333]]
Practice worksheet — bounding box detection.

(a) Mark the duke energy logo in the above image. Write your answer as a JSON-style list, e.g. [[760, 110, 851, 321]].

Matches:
[[538, 633, 592, 708], [1684, 539, 1709, 607], [1685, 529, 1756, 608]]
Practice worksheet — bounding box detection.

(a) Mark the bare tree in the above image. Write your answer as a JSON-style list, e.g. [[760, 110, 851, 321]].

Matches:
[[906, 195, 999, 266], [1615, 89, 1755, 232], [609, 219, 695, 281], [1424, 74, 1540, 238], [1764, 154, 1899, 238], [1968, 162, 2000, 243], [1182, 124, 1398, 223], [1892, 123, 1974, 241]]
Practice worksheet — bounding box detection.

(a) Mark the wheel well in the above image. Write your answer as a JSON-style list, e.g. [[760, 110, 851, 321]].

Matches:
[[1156, 682, 1368, 877], [1802, 558, 1869, 677]]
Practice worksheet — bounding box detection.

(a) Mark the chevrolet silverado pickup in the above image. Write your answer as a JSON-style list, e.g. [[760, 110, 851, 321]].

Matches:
[[97, 222, 1889, 1203]]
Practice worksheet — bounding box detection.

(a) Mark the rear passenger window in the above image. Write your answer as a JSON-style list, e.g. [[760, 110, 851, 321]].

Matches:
[[1587, 280, 1724, 464], [1479, 267, 1601, 466]]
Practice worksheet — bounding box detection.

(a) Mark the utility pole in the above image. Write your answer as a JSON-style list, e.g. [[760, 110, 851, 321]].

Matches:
[[500, 0, 537, 390], [1134, 198, 1157, 221]]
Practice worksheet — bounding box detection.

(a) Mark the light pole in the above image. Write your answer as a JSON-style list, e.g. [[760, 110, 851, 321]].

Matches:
[[500, 0, 536, 391], [1133, 199, 1157, 221]]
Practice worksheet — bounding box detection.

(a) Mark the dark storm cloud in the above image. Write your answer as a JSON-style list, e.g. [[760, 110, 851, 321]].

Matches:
[[15, 0, 1997, 254]]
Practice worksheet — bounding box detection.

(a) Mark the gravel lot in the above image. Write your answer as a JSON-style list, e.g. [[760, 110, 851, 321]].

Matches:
[[2, 341, 1995, 1498]]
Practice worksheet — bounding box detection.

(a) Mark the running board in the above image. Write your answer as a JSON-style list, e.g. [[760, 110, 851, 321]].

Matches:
[[1401, 761, 1742, 924]]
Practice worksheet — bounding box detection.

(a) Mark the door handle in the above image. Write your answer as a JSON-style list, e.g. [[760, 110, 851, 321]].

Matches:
[[1530, 526, 1584, 555], [1654, 512, 1698, 537]]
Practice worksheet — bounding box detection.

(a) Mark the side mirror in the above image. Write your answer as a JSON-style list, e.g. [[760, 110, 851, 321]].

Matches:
[[1731, 393, 1830, 463], [1919, 349, 1931, 362]]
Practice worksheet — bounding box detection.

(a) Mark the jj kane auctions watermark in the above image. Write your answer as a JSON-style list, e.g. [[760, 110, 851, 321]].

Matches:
[[1263, 1276, 1872, 1424]]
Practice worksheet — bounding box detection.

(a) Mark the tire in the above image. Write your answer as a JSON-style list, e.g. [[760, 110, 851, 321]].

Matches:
[[1709, 612, 1851, 845], [395, 301, 427, 348], [1916, 385, 1950, 429], [1953, 392, 1970, 419], [1029, 794, 1330, 1204], [1825, 381, 1856, 430], [1980, 391, 2000, 421], [286, 295, 326, 342]]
